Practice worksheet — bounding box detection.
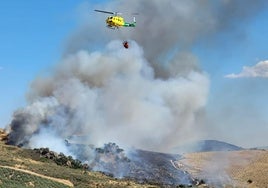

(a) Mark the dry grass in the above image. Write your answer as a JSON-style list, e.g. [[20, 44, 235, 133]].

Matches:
[[177, 150, 268, 187], [230, 150, 268, 188]]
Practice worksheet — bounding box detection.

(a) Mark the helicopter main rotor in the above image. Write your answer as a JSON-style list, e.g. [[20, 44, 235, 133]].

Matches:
[[94, 9, 122, 16]]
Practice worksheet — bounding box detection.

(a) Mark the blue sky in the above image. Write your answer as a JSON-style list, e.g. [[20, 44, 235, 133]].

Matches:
[[1, 1, 268, 147], [0, 1, 83, 126], [195, 7, 268, 146]]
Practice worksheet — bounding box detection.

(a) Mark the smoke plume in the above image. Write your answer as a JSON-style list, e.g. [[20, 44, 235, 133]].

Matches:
[[7, 40, 208, 153], [6, 0, 267, 156]]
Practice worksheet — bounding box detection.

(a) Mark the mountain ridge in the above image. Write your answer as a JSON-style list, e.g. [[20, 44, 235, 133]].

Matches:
[[174, 139, 243, 153]]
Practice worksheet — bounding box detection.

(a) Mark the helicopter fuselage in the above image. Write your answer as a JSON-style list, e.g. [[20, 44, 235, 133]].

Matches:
[[106, 16, 135, 28], [106, 16, 124, 27]]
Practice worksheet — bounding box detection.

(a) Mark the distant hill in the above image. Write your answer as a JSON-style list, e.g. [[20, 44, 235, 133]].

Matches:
[[174, 140, 243, 153]]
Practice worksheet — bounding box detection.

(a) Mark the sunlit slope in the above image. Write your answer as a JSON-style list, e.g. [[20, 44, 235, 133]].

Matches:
[[177, 150, 268, 187]]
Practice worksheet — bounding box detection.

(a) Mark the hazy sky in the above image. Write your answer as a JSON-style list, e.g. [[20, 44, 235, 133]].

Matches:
[[1, 1, 268, 148]]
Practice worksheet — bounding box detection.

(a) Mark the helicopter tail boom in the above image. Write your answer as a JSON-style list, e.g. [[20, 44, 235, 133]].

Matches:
[[123, 17, 136, 27]]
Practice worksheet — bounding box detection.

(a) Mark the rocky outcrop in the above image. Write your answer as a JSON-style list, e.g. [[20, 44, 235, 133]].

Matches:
[[0, 128, 8, 141]]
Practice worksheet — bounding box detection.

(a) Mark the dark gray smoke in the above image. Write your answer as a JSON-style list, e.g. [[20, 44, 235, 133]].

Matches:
[[6, 0, 267, 156]]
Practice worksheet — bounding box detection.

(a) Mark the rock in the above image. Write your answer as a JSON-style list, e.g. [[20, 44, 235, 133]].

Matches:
[[0, 128, 8, 141]]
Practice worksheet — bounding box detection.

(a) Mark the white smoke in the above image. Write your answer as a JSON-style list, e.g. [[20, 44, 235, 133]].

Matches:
[[29, 127, 71, 156], [7, 40, 209, 153]]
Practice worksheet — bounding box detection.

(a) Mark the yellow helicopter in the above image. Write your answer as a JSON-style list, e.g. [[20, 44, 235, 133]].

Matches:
[[94, 9, 137, 29]]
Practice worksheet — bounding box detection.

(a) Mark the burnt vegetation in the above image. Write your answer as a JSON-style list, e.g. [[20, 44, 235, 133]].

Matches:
[[33, 143, 205, 187]]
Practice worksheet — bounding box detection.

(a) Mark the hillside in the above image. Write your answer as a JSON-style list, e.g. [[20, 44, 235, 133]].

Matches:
[[176, 149, 268, 187], [0, 129, 159, 188], [2, 128, 268, 187], [81, 143, 195, 186]]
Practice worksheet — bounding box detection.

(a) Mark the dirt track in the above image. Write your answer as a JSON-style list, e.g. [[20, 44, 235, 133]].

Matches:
[[0, 165, 74, 187]]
